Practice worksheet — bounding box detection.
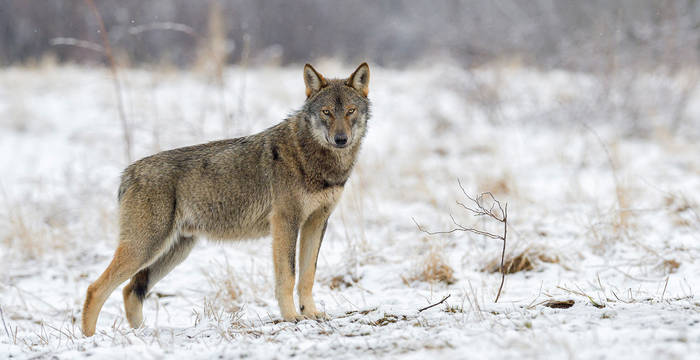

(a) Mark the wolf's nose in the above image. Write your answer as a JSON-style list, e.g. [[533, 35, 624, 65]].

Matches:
[[334, 133, 348, 146]]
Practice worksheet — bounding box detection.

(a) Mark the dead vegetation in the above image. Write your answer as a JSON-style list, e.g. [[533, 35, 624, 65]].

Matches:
[[328, 274, 361, 290], [665, 193, 700, 228], [418, 294, 451, 312], [3, 208, 46, 259], [2, 203, 74, 260], [583, 125, 632, 237], [366, 314, 408, 327], [202, 259, 243, 313], [542, 299, 575, 309], [340, 312, 410, 327], [476, 171, 517, 197], [658, 259, 681, 274], [84, 0, 132, 162], [404, 246, 456, 285], [482, 245, 563, 274]]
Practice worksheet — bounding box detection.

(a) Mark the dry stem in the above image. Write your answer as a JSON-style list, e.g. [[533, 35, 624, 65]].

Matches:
[[85, 0, 132, 162], [0, 306, 10, 340], [418, 294, 451, 312]]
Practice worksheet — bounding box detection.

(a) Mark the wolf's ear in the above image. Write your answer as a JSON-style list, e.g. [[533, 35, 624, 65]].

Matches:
[[304, 64, 327, 97], [346, 62, 370, 97]]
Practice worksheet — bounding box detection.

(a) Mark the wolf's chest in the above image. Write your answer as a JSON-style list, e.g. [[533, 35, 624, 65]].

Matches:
[[299, 187, 343, 220]]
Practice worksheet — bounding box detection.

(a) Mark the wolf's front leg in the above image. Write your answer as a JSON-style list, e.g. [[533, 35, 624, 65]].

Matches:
[[271, 209, 303, 322], [298, 208, 331, 320]]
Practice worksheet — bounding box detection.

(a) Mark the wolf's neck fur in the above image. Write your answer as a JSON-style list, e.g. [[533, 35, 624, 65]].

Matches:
[[288, 114, 362, 191]]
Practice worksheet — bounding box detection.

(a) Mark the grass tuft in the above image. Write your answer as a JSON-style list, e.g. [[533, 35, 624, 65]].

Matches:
[[482, 245, 562, 274], [406, 246, 456, 285]]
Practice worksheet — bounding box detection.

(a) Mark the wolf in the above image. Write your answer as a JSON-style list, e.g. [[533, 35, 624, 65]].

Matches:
[[81, 63, 371, 336]]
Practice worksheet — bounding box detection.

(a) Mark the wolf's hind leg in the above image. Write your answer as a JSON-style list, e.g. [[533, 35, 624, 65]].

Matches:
[[122, 235, 197, 329], [81, 240, 161, 337], [298, 207, 331, 319], [82, 189, 176, 337]]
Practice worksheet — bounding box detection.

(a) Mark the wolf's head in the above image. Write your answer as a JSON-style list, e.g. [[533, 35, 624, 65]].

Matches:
[[301, 63, 371, 150]]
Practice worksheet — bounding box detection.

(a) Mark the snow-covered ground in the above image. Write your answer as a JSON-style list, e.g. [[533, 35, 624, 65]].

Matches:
[[1, 62, 699, 359]]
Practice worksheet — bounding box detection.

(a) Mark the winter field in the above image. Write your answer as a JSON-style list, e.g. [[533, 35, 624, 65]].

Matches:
[[1, 62, 699, 359]]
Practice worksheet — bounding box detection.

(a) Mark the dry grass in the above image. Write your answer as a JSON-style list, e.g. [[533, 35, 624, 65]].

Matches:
[[334, 168, 379, 285], [482, 245, 563, 274], [3, 209, 43, 258], [583, 129, 637, 240], [609, 143, 632, 234], [658, 259, 681, 274], [2, 205, 64, 259], [476, 172, 516, 197], [202, 259, 243, 313], [1, 197, 89, 260], [328, 274, 360, 290], [195, 0, 232, 136], [405, 245, 456, 285], [664, 194, 699, 228]]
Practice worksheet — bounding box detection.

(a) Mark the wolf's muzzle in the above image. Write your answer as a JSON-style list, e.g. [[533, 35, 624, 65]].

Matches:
[[333, 133, 348, 148]]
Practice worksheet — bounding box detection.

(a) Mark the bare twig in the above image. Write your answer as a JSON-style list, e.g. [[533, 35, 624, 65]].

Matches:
[[128, 22, 198, 37], [415, 179, 508, 302], [84, 0, 132, 162], [418, 294, 451, 312], [526, 281, 544, 309], [661, 275, 670, 302], [581, 122, 626, 232], [49, 37, 104, 53], [0, 306, 10, 340]]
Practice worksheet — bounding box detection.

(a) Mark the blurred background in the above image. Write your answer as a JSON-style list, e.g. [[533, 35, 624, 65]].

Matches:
[[3, 0, 698, 141], [2, 0, 699, 70]]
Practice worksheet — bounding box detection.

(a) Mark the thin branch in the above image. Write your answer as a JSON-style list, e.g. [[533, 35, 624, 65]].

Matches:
[[412, 217, 502, 240], [0, 306, 10, 340], [49, 37, 104, 53], [128, 22, 198, 37], [495, 203, 507, 302], [661, 275, 670, 302], [418, 294, 451, 312], [412, 217, 467, 236], [85, 0, 132, 162]]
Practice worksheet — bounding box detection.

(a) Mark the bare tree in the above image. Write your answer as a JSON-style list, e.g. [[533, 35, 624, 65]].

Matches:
[[414, 180, 508, 302]]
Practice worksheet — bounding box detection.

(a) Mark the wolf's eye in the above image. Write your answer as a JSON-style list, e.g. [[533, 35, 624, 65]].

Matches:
[[322, 110, 331, 116], [346, 108, 356, 115]]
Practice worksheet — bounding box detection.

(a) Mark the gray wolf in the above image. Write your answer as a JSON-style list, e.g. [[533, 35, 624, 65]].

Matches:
[[81, 63, 371, 336]]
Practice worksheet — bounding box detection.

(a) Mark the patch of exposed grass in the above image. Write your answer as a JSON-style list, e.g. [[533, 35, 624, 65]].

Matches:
[[665, 194, 699, 228], [659, 259, 680, 274], [348, 313, 409, 327], [328, 274, 360, 290], [406, 246, 456, 285], [476, 172, 516, 197], [482, 245, 563, 274]]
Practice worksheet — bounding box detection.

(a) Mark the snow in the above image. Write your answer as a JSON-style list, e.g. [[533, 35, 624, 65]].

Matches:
[[1, 63, 699, 359]]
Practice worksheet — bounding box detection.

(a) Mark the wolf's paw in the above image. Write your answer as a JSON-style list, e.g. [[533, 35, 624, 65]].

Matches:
[[282, 313, 305, 322], [301, 309, 329, 321]]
